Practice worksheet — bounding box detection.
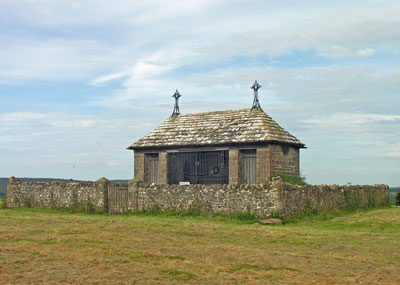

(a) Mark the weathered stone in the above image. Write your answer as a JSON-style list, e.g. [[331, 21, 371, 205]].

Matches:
[[96, 177, 110, 183], [6, 177, 389, 219], [128, 109, 304, 150], [6, 177, 106, 210], [257, 218, 284, 225]]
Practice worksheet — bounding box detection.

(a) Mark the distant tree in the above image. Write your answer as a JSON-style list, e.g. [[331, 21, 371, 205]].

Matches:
[[396, 193, 400, 206]]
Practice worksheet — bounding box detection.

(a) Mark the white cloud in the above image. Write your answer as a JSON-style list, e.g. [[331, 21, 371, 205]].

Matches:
[[90, 71, 130, 86], [356, 48, 376, 58], [379, 151, 400, 159], [0, 37, 117, 83], [0, 111, 161, 180], [303, 113, 400, 127], [1, 0, 400, 185], [2, 1, 400, 84]]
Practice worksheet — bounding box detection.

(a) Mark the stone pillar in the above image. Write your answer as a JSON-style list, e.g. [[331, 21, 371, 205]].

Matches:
[[256, 147, 271, 183], [128, 178, 139, 210], [6, 176, 17, 207], [134, 152, 145, 182], [229, 149, 239, 184], [158, 152, 168, 184], [95, 177, 111, 213]]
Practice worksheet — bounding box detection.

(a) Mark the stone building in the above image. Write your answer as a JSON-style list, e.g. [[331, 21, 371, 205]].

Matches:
[[128, 81, 305, 185]]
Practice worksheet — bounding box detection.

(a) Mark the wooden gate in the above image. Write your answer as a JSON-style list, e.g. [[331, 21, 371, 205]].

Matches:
[[242, 151, 256, 184], [108, 184, 129, 214]]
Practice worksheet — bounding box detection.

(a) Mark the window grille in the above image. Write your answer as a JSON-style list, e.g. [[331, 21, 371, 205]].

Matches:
[[168, 150, 229, 185]]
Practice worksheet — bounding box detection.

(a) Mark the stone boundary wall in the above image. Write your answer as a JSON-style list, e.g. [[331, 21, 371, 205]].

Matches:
[[6, 176, 389, 218], [6, 177, 109, 210], [279, 182, 390, 217], [129, 179, 281, 217]]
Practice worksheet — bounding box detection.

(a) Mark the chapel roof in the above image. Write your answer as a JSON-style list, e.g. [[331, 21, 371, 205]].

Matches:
[[128, 108, 305, 150]]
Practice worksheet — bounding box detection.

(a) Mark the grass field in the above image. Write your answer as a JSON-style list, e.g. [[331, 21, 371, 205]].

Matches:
[[0, 207, 399, 284]]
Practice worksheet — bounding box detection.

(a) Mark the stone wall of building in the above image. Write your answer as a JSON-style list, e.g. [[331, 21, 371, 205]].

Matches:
[[256, 147, 271, 183], [229, 149, 240, 184], [6, 177, 107, 210], [134, 152, 145, 182], [270, 145, 299, 178], [158, 152, 168, 184]]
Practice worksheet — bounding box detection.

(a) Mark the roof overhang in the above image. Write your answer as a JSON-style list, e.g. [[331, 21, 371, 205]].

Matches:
[[127, 140, 306, 151]]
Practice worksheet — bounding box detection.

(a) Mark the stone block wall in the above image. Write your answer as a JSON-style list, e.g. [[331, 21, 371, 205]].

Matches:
[[6, 176, 389, 219], [130, 180, 281, 217], [158, 152, 168, 184], [256, 147, 271, 183], [125, 178, 388, 218], [279, 182, 389, 217], [229, 149, 240, 184], [134, 152, 145, 182], [6, 177, 107, 210], [270, 144, 299, 178], [133, 144, 301, 185]]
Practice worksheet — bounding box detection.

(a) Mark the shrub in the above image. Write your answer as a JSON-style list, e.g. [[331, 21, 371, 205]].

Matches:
[[84, 199, 95, 214], [367, 195, 377, 208], [344, 191, 362, 211], [270, 173, 307, 186], [70, 190, 79, 210], [0, 198, 7, 208], [23, 196, 33, 208]]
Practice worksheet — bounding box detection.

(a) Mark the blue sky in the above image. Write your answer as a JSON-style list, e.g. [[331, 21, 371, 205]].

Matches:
[[1, 0, 399, 186]]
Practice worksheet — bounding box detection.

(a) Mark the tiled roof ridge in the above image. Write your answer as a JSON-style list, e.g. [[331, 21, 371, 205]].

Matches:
[[170, 108, 249, 117]]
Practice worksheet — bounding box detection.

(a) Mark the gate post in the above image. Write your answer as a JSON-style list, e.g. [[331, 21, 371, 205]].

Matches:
[[96, 177, 111, 213]]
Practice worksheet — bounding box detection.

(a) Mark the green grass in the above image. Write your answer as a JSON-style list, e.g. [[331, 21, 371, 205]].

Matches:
[[0, 207, 399, 284], [166, 269, 197, 280]]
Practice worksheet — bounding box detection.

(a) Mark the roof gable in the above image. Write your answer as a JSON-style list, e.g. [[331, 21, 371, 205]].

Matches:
[[129, 108, 305, 149]]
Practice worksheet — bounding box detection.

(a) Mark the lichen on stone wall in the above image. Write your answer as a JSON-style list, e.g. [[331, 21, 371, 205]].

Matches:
[[6, 177, 106, 211], [6, 176, 389, 218]]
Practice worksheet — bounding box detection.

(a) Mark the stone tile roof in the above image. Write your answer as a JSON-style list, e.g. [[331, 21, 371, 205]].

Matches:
[[129, 108, 305, 149]]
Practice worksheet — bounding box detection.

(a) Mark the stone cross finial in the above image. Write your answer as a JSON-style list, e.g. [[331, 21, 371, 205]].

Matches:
[[172, 89, 181, 116], [251, 80, 262, 110]]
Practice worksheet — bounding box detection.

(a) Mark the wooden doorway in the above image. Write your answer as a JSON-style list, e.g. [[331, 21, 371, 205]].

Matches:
[[241, 150, 256, 184]]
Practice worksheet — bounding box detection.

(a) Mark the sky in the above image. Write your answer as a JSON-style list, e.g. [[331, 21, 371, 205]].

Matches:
[[0, 0, 399, 187]]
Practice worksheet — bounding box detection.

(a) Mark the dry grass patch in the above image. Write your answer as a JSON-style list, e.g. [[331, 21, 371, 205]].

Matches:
[[0, 207, 399, 284]]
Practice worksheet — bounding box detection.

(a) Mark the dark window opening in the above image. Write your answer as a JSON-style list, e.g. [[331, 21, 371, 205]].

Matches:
[[168, 151, 229, 185], [281, 145, 289, 155]]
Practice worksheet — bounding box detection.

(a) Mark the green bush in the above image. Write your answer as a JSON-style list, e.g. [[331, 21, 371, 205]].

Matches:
[[270, 173, 307, 186], [0, 198, 7, 208], [344, 191, 362, 211], [367, 195, 377, 208], [84, 199, 95, 214], [23, 196, 33, 208]]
